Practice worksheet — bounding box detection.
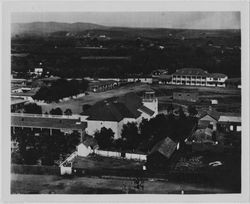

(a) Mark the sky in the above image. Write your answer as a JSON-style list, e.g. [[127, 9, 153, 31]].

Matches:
[[12, 12, 241, 29]]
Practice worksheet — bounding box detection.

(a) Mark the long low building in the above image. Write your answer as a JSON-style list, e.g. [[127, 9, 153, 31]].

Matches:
[[11, 113, 87, 140], [171, 68, 228, 87]]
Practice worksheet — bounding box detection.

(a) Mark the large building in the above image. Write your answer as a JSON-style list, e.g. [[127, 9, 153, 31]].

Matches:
[[81, 92, 158, 139], [11, 113, 87, 139], [171, 68, 228, 87]]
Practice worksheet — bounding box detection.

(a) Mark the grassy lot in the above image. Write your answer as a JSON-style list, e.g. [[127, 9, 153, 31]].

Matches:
[[11, 173, 230, 194], [73, 154, 144, 170]]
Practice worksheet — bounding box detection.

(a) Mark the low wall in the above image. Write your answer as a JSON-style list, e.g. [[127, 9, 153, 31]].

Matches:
[[94, 150, 147, 161]]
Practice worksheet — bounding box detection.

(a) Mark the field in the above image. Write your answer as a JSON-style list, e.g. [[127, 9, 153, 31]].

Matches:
[[40, 83, 241, 115], [11, 173, 230, 194], [40, 83, 150, 113]]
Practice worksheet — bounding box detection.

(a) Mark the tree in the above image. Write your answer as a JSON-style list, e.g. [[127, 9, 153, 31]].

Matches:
[[64, 108, 72, 115], [167, 104, 174, 114], [23, 103, 42, 114], [66, 131, 81, 153], [121, 122, 140, 150], [94, 127, 114, 149], [50, 107, 63, 115], [178, 107, 186, 119], [188, 105, 198, 117]]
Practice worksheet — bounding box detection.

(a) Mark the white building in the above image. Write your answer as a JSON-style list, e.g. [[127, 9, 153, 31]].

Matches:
[[34, 67, 43, 76], [80, 92, 158, 139], [171, 68, 228, 87]]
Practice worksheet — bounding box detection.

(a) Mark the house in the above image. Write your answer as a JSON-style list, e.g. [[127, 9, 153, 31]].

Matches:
[[147, 137, 178, 170], [11, 97, 28, 112], [225, 78, 241, 89], [151, 69, 168, 77], [127, 77, 153, 84], [173, 92, 199, 102], [198, 109, 220, 130], [171, 68, 228, 87], [34, 67, 43, 76], [217, 115, 241, 132], [192, 127, 214, 143], [154, 75, 172, 85], [11, 78, 27, 86], [11, 88, 39, 102], [88, 80, 119, 92], [80, 92, 158, 139]]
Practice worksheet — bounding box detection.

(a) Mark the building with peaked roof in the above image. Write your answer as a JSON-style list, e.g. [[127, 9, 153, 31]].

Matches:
[[198, 109, 220, 130], [171, 68, 228, 87], [80, 92, 158, 139], [147, 137, 178, 170], [217, 115, 241, 132]]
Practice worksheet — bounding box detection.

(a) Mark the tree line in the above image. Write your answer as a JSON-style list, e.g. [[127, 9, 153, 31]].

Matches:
[[11, 128, 81, 165], [33, 79, 88, 103], [94, 107, 197, 153]]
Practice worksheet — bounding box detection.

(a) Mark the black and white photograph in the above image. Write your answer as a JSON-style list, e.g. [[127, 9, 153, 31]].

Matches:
[[1, 0, 249, 202]]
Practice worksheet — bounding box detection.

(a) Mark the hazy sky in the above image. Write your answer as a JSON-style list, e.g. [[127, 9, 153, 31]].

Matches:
[[12, 12, 240, 29]]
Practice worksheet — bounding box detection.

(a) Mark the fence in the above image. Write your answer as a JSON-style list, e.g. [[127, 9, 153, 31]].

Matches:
[[94, 149, 147, 161], [94, 150, 121, 158]]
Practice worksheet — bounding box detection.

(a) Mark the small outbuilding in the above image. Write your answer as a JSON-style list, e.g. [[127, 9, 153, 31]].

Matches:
[[147, 137, 178, 170]]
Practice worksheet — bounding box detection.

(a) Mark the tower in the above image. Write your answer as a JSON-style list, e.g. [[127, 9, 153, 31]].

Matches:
[[142, 91, 158, 116]]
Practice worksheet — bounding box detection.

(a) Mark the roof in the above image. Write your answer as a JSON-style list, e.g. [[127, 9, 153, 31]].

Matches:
[[11, 87, 40, 97], [200, 109, 220, 121], [82, 135, 99, 150], [82, 92, 145, 122], [149, 137, 177, 159], [173, 68, 208, 76], [208, 73, 227, 78], [138, 105, 155, 116], [156, 74, 172, 80], [226, 78, 241, 83], [11, 78, 27, 83], [218, 115, 241, 123], [11, 114, 87, 130], [41, 76, 60, 82], [194, 128, 213, 137], [89, 80, 118, 87], [11, 97, 28, 105]]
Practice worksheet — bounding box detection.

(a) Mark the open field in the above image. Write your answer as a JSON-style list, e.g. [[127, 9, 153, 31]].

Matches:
[[11, 173, 230, 194], [40, 83, 150, 113], [40, 83, 241, 114]]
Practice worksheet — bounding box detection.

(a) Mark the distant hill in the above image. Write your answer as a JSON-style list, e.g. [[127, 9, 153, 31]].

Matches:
[[12, 21, 240, 39], [11, 22, 107, 36]]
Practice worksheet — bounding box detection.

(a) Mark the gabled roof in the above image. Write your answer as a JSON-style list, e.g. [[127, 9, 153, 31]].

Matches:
[[173, 68, 208, 76], [200, 109, 220, 121], [149, 137, 177, 159], [208, 73, 227, 78], [82, 92, 143, 122], [82, 135, 99, 150]]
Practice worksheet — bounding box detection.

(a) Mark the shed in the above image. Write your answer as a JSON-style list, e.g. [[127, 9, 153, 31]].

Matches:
[[147, 137, 177, 170]]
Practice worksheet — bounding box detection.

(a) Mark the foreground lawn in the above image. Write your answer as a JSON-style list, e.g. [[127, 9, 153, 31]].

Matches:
[[11, 173, 230, 194]]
